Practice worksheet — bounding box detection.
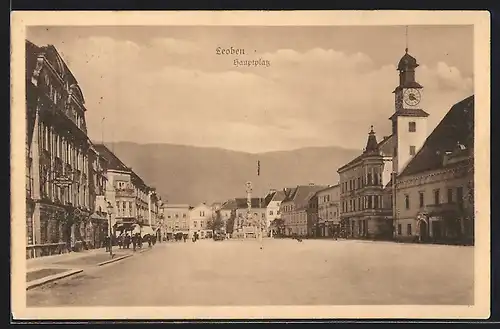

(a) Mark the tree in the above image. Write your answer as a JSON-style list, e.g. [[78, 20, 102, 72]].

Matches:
[[226, 210, 236, 234], [272, 217, 284, 236], [207, 210, 224, 235]]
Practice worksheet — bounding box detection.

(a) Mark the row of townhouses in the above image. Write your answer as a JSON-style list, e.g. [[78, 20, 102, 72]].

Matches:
[[273, 49, 474, 245], [25, 40, 162, 259], [161, 189, 287, 240]]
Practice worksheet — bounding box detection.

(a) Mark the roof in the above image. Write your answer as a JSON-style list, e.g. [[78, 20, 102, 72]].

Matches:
[[271, 190, 286, 202], [316, 184, 340, 195], [220, 199, 237, 210], [399, 95, 474, 177], [397, 50, 419, 71], [163, 204, 190, 209], [282, 185, 328, 209], [389, 108, 430, 121], [234, 198, 267, 209], [94, 144, 130, 171], [338, 133, 393, 173]]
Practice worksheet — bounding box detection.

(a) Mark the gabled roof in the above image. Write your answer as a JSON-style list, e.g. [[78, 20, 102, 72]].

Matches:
[[399, 95, 474, 177], [282, 185, 328, 209], [271, 190, 286, 202]]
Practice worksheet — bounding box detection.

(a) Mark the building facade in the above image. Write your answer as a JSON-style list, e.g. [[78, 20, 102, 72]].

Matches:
[[189, 203, 213, 239], [394, 96, 474, 244], [93, 144, 158, 238], [87, 146, 110, 249], [337, 128, 394, 239], [163, 204, 190, 239], [26, 41, 93, 258], [316, 184, 341, 237], [264, 189, 285, 233], [280, 185, 327, 237]]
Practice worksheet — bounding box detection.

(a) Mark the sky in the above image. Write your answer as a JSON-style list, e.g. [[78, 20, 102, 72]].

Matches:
[[27, 25, 474, 153]]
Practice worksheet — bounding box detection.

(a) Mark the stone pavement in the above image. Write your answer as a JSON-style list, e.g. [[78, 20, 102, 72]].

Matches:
[[27, 238, 474, 306]]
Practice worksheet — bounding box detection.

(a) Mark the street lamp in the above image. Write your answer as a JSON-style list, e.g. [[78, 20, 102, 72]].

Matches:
[[107, 201, 114, 257]]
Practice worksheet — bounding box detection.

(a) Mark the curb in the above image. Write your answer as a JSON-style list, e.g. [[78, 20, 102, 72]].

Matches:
[[96, 254, 133, 266], [138, 248, 152, 254], [26, 269, 83, 290]]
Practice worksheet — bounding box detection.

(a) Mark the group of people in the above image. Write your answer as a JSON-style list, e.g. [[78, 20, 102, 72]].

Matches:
[[112, 231, 157, 251]]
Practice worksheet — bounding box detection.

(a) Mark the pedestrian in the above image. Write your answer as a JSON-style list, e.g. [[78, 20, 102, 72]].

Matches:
[[125, 232, 131, 249], [132, 234, 137, 251]]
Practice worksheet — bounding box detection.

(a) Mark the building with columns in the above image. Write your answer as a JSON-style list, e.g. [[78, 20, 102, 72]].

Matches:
[[26, 40, 93, 258]]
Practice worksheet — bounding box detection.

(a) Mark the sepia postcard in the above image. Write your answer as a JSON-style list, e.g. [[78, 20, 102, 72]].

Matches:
[[11, 11, 490, 320]]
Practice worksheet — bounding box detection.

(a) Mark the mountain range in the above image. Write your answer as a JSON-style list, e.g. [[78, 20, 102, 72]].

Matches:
[[102, 142, 361, 205]]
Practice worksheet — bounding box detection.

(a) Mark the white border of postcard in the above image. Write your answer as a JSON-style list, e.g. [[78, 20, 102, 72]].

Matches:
[[10, 10, 491, 320]]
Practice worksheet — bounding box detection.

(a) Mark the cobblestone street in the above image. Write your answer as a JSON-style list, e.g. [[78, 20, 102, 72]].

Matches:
[[26, 239, 474, 307]]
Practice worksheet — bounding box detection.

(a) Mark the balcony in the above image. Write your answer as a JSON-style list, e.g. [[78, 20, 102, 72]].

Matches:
[[115, 188, 135, 197]]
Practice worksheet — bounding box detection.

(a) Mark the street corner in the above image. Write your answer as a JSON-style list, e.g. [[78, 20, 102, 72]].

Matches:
[[26, 267, 83, 290]]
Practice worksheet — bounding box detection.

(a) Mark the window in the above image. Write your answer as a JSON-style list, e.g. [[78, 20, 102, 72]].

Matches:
[[434, 189, 440, 205], [405, 194, 410, 209], [457, 187, 464, 209], [419, 192, 424, 208], [367, 196, 372, 209], [409, 121, 416, 132], [410, 145, 416, 156], [447, 188, 453, 203], [175, 213, 179, 218], [183, 213, 186, 218], [407, 224, 412, 235], [269, 210, 273, 216], [374, 195, 379, 209], [194, 221, 197, 228], [397, 224, 402, 235], [367, 172, 372, 185]]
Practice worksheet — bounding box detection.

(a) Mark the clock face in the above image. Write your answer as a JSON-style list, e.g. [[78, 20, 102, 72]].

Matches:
[[403, 88, 421, 106]]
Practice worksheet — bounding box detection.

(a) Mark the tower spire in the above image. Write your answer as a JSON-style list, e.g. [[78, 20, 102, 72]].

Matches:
[[405, 25, 409, 53]]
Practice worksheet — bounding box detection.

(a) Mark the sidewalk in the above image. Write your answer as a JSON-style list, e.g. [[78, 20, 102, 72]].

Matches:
[[26, 245, 153, 290]]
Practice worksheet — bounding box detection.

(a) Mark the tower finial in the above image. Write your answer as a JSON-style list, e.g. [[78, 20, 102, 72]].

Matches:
[[405, 26, 409, 53]]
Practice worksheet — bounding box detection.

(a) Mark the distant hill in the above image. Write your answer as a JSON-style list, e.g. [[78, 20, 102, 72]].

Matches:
[[102, 142, 360, 205]]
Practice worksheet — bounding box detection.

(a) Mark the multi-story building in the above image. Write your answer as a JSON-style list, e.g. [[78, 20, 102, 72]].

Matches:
[[337, 128, 394, 239], [26, 40, 93, 258], [393, 95, 474, 244], [316, 184, 340, 237], [93, 144, 158, 238], [337, 48, 431, 240], [87, 145, 110, 249], [220, 199, 237, 237], [162, 204, 190, 239], [264, 189, 285, 233], [280, 185, 327, 237], [189, 203, 213, 239]]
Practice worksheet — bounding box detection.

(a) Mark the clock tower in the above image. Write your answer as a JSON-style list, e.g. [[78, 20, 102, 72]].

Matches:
[[390, 48, 429, 174]]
